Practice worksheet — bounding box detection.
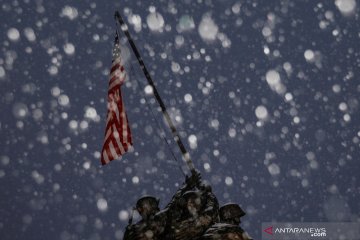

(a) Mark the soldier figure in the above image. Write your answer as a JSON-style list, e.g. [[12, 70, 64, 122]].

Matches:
[[123, 171, 209, 240], [201, 203, 253, 240], [123, 196, 165, 240], [163, 172, 219, 240], [219, 203, 245, 225]]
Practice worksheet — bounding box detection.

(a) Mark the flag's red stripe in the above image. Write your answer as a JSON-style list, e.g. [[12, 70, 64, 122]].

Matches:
[[109, 74, 126, 90], [103, 98, 130, 138], [103, 113, 131, 152], [105, 109, 122, 133], [109, 75, 117, 86], [111, 135, 122, 156], [102, 128, 125, 157], [119, 98, 131, 151], [105, 144, 113, 163], [110, 63, 120, 73], [108, 84, 121, 94], [111, 123, 125, 155], [117, 94, 125, 146], [109, 72, 122, 86], [101, 146, 106, 165]]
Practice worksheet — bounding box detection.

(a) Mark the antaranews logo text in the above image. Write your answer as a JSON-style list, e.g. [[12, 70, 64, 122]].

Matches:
[[274, 227, 326, 237], [262, 222, 360, 240]]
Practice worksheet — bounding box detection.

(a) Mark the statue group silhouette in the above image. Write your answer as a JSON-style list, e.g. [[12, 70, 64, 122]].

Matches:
[[123, 171, 253, 240]]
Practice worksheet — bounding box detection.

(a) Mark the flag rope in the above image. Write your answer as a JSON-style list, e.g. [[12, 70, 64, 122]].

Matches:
[[114, 10, 196, 175]]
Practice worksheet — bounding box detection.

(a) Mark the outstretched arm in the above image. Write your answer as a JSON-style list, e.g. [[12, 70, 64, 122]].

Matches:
[[201, 186, 219, 222], [165, 170, 201, 210]]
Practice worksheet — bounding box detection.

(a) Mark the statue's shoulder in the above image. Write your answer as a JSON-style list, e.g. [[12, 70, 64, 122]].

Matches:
[[205, 223, 233, 231], [126, 219, 148, 232], [203, 223, 243, 237]]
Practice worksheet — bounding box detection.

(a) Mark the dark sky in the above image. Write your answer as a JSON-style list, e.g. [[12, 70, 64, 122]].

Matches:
[[1, 0, 359, 239]]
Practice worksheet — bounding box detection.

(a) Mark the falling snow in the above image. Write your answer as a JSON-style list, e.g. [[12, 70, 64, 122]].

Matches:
[[255, 105, 268, 120], [335, 0, 357, 15], [63, 43, 75, 56], [198, 14, 219, 41], [146, 10, 165, 32], [7, 28, 20, 42], [1, 1, 359, 240]]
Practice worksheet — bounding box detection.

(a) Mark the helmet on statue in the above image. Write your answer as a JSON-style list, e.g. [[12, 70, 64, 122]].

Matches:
[[219, 203, 246, 224], [136, 195, 160, 219]]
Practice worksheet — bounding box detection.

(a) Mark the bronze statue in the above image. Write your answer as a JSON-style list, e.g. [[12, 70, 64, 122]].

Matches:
[[123, 172, 254, 240], [201, 203, 253, 240], [123, 196, 165, 240], [162, 172, 219, 240]]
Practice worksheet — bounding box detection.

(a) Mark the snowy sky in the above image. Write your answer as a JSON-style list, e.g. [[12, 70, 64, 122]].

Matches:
[[1, 0, 359, 239]]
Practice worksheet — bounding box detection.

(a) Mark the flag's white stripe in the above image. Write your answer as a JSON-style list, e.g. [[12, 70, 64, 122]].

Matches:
[[106, 96, 120, 123], [105, 126, 111, 140], [102, 150, 110, 164], [119, 73, 127, 85], [106, 98, 118, 122], [109, 75, 125, 90], [109, 76, 120, 88], [113, 126, 126, 154], [109, 64, 126, 80], [105, 112, 120, 134], [109, 77, 121, 90], [113, 99, 120, 124], [110, 67, 126, 81], [113, 125, 125, 153], [110, 59, 125, 78], [110, 57, 122, 69], [109, 141, 119, 161]]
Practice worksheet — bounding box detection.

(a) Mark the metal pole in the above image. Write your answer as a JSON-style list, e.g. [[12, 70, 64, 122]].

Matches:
[[114, 11, 196, 174]]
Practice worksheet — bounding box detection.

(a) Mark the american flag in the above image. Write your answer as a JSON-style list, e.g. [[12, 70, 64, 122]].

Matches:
[[101, 34, 132, 165]]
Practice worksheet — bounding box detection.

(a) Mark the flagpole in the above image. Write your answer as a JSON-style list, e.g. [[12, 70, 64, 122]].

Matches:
[[114, 11, 196, 175]]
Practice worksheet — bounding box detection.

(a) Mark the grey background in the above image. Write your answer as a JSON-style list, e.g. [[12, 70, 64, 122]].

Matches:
[[0, 0, 359, 239]]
